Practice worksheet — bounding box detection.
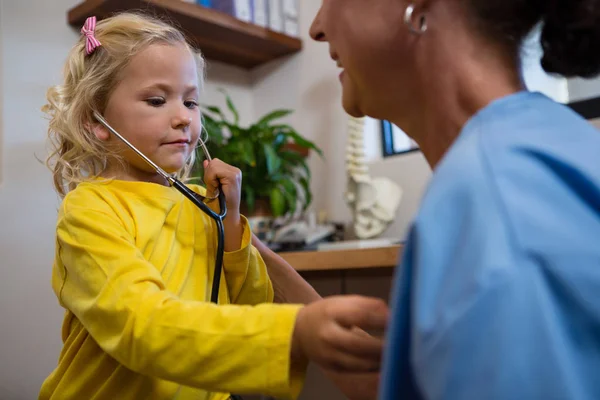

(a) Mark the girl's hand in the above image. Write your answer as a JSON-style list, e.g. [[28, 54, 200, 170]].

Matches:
[[203, 158, 243, 252], [202, 158, 242, 215], [291, 295, 389, 372]]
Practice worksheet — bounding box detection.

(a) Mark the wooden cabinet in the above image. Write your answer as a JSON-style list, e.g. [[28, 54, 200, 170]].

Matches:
[[278, 246, 401, 400], [279, 245, 401, 272]]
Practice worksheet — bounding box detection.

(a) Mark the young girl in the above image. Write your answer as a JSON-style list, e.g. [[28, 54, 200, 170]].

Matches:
[[40, 12, 388, 400]]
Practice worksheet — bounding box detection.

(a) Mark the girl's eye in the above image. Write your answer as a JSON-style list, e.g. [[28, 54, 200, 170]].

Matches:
[[185, 100, 198, 109], [146, 97, 165, 107]]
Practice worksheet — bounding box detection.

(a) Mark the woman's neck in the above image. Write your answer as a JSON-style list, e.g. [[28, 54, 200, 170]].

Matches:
[[388, 6, 524, 169], [397, 76, 523, 168]]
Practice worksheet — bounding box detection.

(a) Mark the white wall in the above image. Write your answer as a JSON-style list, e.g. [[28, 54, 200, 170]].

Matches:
[[568, 77, 600, 102], [0, 1, 73, 398], [521, 27, 569, 103], [202, 60, 254, 125], [0, 1, 254, 398]]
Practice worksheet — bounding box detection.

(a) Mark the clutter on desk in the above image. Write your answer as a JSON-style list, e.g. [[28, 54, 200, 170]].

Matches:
[[317, 237, 402, 251], [271, 220, 336, 249], [246, 209, 344, 252]]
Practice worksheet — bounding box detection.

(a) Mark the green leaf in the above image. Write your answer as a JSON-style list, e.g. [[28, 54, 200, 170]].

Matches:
[[241, 142, 256, 167], [279, 151, 311, 179], [270, 188, 286, 217], [263, 144, 282, 175], [202, 116, 225, 145], [298, 176, 312, 211], [202, 105, 227, 122], [201, 112, 218, 124], [256, 109, 293, 127], [279, 131, 323, 157], [243, 185, 255, 214], [247, 123, 263, 138], [190, 103, 317, 216], [219, 89, 240, 125], [273, 132, 287, 149], [280, 180, 298, 214]]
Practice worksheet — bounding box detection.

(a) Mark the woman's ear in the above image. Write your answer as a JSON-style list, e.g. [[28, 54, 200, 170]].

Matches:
[[85, 121, 110, 141]]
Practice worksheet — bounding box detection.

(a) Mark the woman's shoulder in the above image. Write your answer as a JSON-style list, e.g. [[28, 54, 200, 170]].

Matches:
[[474, 93, 600, 195], [443, 92, 599, 185], [427, 92, 600, 250], [480, 92, 598, 150]]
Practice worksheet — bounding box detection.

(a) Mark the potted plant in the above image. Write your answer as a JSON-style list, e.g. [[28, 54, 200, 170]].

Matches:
[[194, 91, 323, 219]]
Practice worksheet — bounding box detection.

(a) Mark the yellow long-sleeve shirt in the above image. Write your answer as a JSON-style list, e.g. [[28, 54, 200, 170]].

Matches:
[[39, 179, 304, 400]]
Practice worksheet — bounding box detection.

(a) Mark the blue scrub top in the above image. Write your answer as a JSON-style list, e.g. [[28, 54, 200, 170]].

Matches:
[[379, 91, 600, 400]]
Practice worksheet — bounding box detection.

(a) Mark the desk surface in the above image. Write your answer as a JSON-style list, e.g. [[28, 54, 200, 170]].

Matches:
[[278, 245, 402, 272]]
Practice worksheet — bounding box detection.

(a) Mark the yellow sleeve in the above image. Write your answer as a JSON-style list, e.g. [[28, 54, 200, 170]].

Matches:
[[56, 203, 305, 399], [223, 215, 275, 305]]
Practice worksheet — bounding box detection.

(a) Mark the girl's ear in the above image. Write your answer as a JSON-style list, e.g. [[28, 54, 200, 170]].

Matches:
[[85, 121, 110, 141]]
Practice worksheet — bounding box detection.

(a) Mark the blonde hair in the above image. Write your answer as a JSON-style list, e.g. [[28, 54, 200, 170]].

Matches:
[[44, 12, 205, 197]]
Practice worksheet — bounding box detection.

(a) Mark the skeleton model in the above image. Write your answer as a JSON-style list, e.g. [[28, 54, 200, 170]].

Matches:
[[345, 117, 403, 238]]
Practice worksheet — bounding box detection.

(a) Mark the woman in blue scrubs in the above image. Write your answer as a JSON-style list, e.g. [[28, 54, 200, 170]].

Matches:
[[310, 0, 600, 398]]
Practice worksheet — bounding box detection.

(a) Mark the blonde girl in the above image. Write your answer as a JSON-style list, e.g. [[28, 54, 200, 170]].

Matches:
[[40, 12, 388, 400]]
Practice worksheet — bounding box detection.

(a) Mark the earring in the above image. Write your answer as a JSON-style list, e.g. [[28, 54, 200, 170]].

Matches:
[[404, 4, 427, 35]]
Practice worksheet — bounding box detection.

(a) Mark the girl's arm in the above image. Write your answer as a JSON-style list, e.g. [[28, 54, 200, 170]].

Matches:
[[251, 235, 321, 304], [218, 226, 319, 307], [219, 213, 275, 305], [57, 204, 304, 399], [200, 160, 276, 306]]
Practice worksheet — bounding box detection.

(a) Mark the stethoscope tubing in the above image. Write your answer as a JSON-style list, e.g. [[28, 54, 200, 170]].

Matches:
[[93, 112, 226, 303]]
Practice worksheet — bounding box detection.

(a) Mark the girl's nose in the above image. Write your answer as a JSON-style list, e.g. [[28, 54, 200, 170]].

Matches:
[[172, 109, 193, 130]]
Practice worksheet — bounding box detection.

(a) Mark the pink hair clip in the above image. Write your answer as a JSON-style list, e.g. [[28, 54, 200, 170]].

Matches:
[[81, 16, 102, 55]]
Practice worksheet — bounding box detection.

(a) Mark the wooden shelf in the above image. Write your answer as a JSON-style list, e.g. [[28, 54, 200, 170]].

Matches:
[[279, 245, 402, 272], [67, 0, 303, 69]]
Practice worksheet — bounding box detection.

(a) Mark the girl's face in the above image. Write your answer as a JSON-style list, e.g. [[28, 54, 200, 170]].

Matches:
[[99, 43, 201, 179], [309, 0, 418, 121]]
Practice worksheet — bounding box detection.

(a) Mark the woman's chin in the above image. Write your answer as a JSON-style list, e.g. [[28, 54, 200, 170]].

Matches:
[[342, 100, 366, 118], [342, 90, 366, 118]]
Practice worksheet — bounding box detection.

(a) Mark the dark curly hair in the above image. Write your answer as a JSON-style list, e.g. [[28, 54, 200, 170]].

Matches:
[[464, 0, 600, 78]]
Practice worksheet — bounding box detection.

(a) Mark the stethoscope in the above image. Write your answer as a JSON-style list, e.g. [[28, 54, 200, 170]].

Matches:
[[93, 112, 227, 304]]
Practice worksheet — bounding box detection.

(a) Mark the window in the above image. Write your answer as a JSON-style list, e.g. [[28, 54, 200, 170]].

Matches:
[[381, 120, 419, 158]]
